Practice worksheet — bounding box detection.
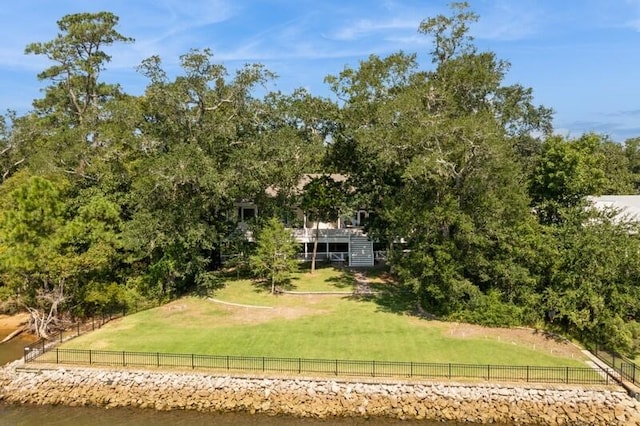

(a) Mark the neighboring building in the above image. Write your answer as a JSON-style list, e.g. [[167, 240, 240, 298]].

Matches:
[[235, 174, 378, 267], [587, 195, 640, 224]]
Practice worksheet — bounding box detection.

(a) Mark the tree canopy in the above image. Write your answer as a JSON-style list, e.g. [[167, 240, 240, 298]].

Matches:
[[2, 7, 640, 354]]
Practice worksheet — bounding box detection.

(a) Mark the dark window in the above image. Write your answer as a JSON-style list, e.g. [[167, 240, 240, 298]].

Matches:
[[306, 242, 327, 253], [358, 211, 367, 225], [328, 243, 349, 252], [243, 208, 255, 220]]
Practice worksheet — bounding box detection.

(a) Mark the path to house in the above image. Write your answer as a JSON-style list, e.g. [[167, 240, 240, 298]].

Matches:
[[353, 270, 375, 295]]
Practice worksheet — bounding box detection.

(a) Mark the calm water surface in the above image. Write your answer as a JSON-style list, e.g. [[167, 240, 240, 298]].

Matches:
[[0, 404, 485, 426]]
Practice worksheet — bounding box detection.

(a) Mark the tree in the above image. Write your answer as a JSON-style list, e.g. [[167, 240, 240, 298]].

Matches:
[[624, 136, 640, 192], [300, 175, 346, 273], [0, 172, 124, 336], [529, 133, 608, 224], [249, 218, 299, 294], [25, 12, 133, 128], [325, 2, 550, 322], [540, 207, 640, 352], [126, 49, 279, 297]]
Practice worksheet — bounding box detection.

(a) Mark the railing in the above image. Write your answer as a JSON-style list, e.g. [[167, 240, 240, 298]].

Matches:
[[592, 343, 639, 385], [374, 250, 387, 261], [296, 252, 349, 262], [289, 228, 365, 240], [24, 348, 613, 385]]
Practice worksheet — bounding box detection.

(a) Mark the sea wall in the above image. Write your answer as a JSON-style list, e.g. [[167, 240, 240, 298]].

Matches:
[[1, 362, 639, 425]]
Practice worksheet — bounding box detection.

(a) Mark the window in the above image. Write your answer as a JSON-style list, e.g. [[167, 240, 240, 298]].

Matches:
[[243, 208, 256, 221], [328, 243, 349, 252], [357, 211, 367, 225]]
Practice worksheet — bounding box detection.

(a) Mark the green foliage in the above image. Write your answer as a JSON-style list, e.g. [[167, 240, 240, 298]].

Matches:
[[326, 2, 548, 330], [540, 210, 640, 353], [530, 134, 608, 224], [300, 175, 346, 224], [25, 11, 133, 126], [249, 218, 299, 293], [449, 290, 524, 328]]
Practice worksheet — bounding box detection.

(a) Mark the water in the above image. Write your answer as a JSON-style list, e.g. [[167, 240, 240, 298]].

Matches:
[[1, 404, 475, 426], [0, 332, 35, 366]]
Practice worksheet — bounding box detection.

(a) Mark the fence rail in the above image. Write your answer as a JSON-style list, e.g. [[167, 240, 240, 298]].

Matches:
[[24, 347, 613, 385], [592, 343, 639, 385], [22, 302, 158, 364]]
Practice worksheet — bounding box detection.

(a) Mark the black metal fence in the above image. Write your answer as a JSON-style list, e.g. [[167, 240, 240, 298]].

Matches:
[[24, 347, 614, 385], [591, 343, 639, 385], [22, 302, 157, 364]]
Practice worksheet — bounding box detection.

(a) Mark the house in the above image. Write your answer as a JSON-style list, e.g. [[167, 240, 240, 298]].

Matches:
[[235, 174, 379, 267]]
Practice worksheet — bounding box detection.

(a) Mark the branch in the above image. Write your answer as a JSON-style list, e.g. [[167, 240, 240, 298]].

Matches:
[[63, 169, 99, 182], [2, 158, 25, 181], [203, 98, 233, 112]]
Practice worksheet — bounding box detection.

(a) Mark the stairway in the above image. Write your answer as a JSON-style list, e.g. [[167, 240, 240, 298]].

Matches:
[[349, 235, 374, 267]]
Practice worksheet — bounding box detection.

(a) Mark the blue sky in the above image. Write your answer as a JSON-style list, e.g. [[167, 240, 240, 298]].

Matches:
[[0, 0, 639, 142]]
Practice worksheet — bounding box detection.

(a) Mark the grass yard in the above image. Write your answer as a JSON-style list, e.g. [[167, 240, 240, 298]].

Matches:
[[63, 265, 588, 367]]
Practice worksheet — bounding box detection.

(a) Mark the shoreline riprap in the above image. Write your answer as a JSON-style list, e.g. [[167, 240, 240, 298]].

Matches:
[[1, 361, 639, 425]]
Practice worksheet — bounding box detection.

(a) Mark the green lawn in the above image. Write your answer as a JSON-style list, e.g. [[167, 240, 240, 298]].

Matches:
[[63, 266, 588, 367]]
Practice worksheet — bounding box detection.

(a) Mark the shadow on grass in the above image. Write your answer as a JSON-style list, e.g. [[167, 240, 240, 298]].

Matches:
[[251, 277, 295, 293], [357, 282, 418, 316], [287, 263, 354, 290], [325, 270, 356, 289], [348, 266, 424, 317]]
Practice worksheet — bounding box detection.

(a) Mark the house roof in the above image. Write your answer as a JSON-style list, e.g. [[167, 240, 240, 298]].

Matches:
[[265, 173, 348, 197], [587, 195, 640, 222]]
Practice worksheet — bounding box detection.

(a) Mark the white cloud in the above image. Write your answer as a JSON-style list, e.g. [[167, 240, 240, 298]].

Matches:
[[472, 1, 543, 41], [626, 18, 640, 31], [327, 17, 420, 41]]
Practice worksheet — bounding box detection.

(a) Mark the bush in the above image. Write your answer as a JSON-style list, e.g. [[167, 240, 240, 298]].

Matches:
[[448, 290, 523, 327]]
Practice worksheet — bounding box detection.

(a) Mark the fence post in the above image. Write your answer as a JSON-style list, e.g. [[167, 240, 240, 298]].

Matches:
[[89, 350, 92, 365], [335, 359, 338, 376], [226, 355, 229, 370], [448, 363, 451, 379], [192, 354, 195, 369], [56, 348, 59, 364], [487, 365, 490, 381], [298, 358, 301, 374], [526, 365, 530, 382], [157, 352, 160, 367], [566, 367, 569, 384], [122, 351, 125, 366], [410, 362, 413, 378], [372, 360, 376, 377]]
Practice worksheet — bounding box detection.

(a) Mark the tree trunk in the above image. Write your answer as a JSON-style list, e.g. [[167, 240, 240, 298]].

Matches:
[[311, 221, 320, 274]]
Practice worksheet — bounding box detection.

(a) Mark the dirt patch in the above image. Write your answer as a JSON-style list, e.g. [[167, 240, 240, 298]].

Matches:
[[0, 313, 29, 330], [157, 298, 325, 327], [209, 302, 325, 326], [440, 321, 584, 360]]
